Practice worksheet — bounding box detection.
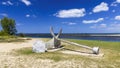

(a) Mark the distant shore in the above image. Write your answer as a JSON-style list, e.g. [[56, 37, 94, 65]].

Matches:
[[18, 33, 120, 37], [19, 33, 120, 42]]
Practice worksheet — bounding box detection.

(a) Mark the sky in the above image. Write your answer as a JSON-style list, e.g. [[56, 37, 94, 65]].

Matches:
[[0, 0, 120, 33]]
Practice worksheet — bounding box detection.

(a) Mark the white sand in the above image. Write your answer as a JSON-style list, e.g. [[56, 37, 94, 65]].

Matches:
[[0, 38, 85, 68], [0, 38, 37, 52]]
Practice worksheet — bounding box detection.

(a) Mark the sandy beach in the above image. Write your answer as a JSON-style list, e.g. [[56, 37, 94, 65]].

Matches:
[[0, 38, 119, 68], [0, 38, 37, 52], [0, 38, 85, 68]]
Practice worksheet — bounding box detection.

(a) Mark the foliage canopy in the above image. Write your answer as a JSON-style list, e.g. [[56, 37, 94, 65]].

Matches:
[[0, 17, 17, 35]]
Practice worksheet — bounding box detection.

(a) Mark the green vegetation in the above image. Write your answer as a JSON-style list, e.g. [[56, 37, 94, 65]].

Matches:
[[12, 39, 120, 67], [0, 17, 17, 35], [0, 36, 26, 42], [67, 39, 120, 51], [13, 47, 85, 62], [0, 17, 19, 42], [18, 33, 25, 37]]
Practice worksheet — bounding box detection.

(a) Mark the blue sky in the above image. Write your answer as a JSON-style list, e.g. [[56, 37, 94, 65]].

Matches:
[[0, 0, 120, 33]]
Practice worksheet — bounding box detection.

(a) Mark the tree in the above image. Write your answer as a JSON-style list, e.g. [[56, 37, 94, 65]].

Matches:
[[0, 17, 17, 35], [19, 33, 25, 37]]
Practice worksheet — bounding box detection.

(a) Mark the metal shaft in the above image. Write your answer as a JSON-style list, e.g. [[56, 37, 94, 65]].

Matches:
[[60, 39, 92, 50]]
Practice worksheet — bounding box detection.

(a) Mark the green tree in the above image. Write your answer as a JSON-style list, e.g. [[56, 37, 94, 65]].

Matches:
[[0, 17, 17, 35], [19, 33, 25, 37]]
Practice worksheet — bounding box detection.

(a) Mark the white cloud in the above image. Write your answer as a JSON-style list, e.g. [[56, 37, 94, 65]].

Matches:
[[99, 24, 107, 28], [0, 13, 8, 17], [107, 23, 120, 31], [111, 0, 120, 7], [25, 14, 37, 18], [2, 1, 13, 6], [93, 2, 109, 13], [116, 0, 120, 3], [68, 22, 76, 25], [89, 12, 92, 15], [90, 24, 107, 28], [110, 23, 120, 27], [112, 10, 115, 12], [26, 14, 30, 17], [111, 3, 117, 6], [62, 22, 76, 25], [83, 18, 104, 24], [7, 1, 13, 5], [89, 21, 120, 32], [90, 23, 120, 32], [2, 2, 7, 5], [21, 0, 31, 6], [115, 15, 120, 20], [54, 8, 86, 18]]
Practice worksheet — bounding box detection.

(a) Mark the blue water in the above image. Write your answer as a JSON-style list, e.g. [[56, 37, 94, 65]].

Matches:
[[30, 36, 120, 42], [61, 36, 120, 42]]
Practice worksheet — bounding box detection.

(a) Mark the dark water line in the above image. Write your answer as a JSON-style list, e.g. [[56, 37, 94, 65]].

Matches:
[[18, 33, 120, 42], [27, 36, 120, 42]]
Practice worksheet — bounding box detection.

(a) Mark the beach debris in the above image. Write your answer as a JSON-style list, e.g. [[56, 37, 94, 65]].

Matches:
[[60, 39, 99, 54], [32, 27, 62, 53], [33, 40, 46, 53], [45, 27, 62, 49], [47, 27, 99, 54], [32, 27, 100, 54]]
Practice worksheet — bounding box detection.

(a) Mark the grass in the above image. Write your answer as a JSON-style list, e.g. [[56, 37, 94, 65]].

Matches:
[[13, 47, 83, 62], [68, 39, 120, 51], [11, 38, 120, 68], [0, 36, 27, 42]]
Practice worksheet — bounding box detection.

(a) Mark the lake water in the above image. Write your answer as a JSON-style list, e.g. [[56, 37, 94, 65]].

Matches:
[[30, 35, 120, 42], [60, 36, 120, 42], [23, 33, 120, 42]]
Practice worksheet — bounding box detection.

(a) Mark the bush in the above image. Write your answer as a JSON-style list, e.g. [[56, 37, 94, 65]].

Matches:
[[0, 30, 9, 36], [19, 33, 25, 37]]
